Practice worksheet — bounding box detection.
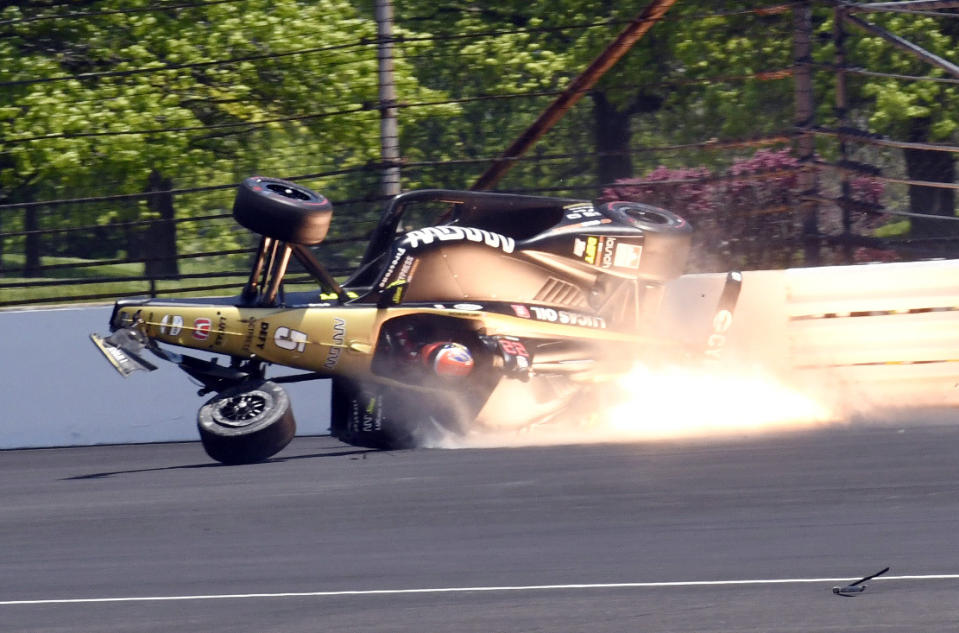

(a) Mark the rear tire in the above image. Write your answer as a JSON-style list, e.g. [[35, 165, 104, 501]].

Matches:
[[232, 176, 333, 245], [329, 379, 415, 449], [330, 378, 469, 449], [197, 380, 296, 464], [598, 201, 692, 281]]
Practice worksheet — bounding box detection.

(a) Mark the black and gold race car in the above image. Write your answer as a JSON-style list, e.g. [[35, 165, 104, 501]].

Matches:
[[92, 176, 740, 464]]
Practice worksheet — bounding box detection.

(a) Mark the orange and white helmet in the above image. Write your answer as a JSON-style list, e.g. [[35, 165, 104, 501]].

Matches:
[[420, 342, 474, 378]]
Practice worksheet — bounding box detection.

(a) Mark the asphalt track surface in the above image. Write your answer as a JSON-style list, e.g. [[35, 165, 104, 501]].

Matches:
[[4, 414, 959, 632]]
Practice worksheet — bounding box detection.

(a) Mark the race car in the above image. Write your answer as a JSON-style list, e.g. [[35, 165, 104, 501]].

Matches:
[[92, 176, 740, 464]]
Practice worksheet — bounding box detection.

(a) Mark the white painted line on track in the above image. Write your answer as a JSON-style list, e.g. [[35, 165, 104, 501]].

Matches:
[[3, 574, 959, 606]]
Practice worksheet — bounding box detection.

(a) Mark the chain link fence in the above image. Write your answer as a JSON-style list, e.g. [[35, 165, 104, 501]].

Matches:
[[2, 1, 959, 307]]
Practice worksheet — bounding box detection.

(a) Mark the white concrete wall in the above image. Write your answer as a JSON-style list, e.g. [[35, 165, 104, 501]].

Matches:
[[4, 259, 959, 449], [661, 260, 959, 413], [0, 305, 331, 449]]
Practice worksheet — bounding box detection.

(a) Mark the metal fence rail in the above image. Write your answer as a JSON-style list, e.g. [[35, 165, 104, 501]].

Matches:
[[3, 1, 959, 307]]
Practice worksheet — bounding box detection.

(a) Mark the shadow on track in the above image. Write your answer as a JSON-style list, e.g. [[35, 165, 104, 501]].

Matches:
[[61, 447, 381, 480]]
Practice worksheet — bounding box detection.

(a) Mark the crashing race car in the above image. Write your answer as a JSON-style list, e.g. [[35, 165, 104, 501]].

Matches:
[[92, 176, 741, 464]]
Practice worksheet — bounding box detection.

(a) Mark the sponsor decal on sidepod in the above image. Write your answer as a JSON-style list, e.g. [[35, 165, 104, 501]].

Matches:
[[193, 317, 212, 340], [323, 318, 347, 369], [159, 314, 184, 336], [529, 306, 606, 329]]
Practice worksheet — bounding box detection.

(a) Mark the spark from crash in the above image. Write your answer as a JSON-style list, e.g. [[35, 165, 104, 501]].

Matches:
[[429, 362, 837, 449], [603, 363, 837, 441]]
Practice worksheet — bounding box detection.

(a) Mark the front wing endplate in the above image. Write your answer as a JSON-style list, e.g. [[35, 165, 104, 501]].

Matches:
[[90, 331, 158, 377]]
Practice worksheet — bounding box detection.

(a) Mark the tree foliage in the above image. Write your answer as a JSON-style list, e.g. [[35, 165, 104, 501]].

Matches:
[[603, 148, 889, 270], [2, 1, 958, 282], [0, 0, 454, 268]]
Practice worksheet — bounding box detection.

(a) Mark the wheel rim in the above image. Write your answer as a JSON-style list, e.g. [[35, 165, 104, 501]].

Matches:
[[624, 207, 671, 225], [264, 182, 311, 201], [213, 391, 270, 428]]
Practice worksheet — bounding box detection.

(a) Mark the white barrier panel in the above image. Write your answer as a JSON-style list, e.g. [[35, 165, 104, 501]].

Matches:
[[662, 260, 959, 412], [785, 261, 959, 368], [3, 259, 958, 449], [0, 305, 331, 450], [784, 261, 959, 411]]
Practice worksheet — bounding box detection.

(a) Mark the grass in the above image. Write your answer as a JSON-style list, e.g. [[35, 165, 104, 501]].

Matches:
[[0, 249, 349, 308], [0, 252, 254, 307]]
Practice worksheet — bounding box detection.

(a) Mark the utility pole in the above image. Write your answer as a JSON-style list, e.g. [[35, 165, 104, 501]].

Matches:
[[376, 0, 401, 198], [835, 3, 852, 262], [794, 0, 820, 265]]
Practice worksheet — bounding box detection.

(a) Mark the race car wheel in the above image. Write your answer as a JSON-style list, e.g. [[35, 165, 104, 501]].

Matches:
[[601, 201, 688, 232], [329, 378, 414, 449], [232, 176, 333, 245], [598, 201, 693, 281], [197, 380, 296, 464]]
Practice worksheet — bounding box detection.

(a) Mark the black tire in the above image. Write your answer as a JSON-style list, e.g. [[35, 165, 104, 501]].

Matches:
[[329, 378, 413, 449], [232, 176, 333, 245], [598, 201, 693, 281], [197, 380, 296, 464], [329, 378, 470, 449], [600, 200, 689, 232]]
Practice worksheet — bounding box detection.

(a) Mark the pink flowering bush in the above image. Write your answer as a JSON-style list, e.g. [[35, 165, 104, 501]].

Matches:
[[601, 148, 888, 270], [603, 165, 715, 216]]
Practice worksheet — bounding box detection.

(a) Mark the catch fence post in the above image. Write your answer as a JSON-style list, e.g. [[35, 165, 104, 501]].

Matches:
[[794, 0, 820, 265], [376, 0, 401, 199]]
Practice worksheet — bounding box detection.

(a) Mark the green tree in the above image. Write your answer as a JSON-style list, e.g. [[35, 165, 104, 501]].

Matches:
[[824, 9, 959, 237], [393, 1, 797, 195], [0, 0, 453, 275]]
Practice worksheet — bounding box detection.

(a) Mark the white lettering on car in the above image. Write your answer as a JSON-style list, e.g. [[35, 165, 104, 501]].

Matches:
[[274, 326, 308, 353], [601, 236, 616, 269], [564, 203, 601, 220], [529, 306, 606, 329], [404, 226, 515, 254], [381, 247, 407, 281], [323, 317, 347, 369], [705, 309, 734, 361]]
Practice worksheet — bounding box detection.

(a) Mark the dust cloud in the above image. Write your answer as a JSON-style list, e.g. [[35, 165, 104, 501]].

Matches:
[[424, 361, 842, 449], [422, 266, 959, 449]]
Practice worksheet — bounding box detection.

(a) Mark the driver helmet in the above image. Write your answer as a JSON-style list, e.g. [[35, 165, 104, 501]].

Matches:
[[420, 342, 474, 378]]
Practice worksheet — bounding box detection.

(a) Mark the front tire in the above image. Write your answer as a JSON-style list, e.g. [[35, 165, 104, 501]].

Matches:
[[197, 380, 296, 464]]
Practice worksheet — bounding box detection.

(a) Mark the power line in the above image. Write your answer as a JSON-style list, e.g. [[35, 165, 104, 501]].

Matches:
[[814, 62, 959, 85], [4, 105, 374, 144], [0, 132, 794, 213], [3, 65, 794, 148], [0, 40, 374, 88], [0, 0, 250, 26], [1, 3, 798, 89], [0, 165, 386, 211], [399, 134, 793, 173], [0, 49, 381, 111], [0, 18, 605, 91], [812, 126, 959, 154]]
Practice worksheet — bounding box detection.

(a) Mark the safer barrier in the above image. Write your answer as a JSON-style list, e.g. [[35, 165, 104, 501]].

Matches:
[[784, 261, 959, 411], [3, 259, 957, 449], [663, 260, 959, 412], [0, 306, 331, 450]]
